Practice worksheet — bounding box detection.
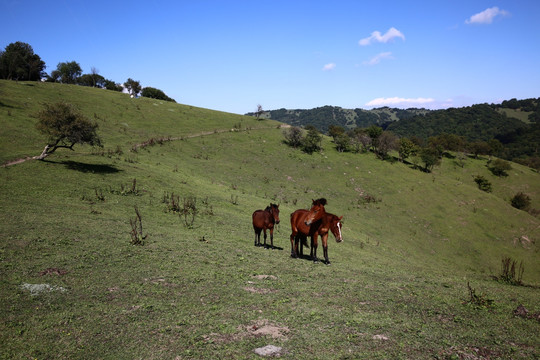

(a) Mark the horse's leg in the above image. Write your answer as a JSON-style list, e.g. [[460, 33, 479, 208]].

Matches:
[[263, 229, 268, 248], [254, 229, 260, 246], [290, 231, 297, 258], [269, 227, 274, 249], [322, 234, 330, 264], [311, 234, 319, 263]]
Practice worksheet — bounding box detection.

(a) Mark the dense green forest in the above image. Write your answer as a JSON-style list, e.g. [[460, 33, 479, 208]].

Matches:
[[250, 106, 428, 131]]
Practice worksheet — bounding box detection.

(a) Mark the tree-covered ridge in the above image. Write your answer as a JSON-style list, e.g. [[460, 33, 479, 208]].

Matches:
[[248, 106, 428, 132], [386, 104, 527, 141]]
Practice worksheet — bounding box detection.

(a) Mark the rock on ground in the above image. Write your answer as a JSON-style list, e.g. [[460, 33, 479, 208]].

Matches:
[[254, 345, 282, 357]]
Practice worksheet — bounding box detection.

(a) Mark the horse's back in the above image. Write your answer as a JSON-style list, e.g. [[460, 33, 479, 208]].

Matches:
[[253, 209, 273, 230], [290, 209, 308, 225], [252, 210, 264, 229]]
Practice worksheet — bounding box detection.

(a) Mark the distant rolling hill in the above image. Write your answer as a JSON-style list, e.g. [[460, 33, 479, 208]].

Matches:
[[248, 98, 540, 165]]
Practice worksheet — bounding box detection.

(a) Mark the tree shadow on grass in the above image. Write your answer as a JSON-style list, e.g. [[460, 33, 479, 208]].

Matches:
[[51, 160, 122, 174]]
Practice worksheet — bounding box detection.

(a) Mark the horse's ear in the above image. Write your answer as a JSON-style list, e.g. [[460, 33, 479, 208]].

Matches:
[[339, 216, 343, 220]]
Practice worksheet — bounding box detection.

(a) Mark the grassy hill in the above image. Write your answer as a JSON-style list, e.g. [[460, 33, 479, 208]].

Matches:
[[1, 80, 539, 359]]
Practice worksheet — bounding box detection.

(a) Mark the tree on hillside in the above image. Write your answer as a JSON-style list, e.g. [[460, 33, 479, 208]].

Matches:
[[78, 73, 106, 88], [398, 137, 417, 162], [283, 126, 303, 148], [328, 125, 349, 152], [255, 104, 264, 120], [302, 125, 323, 154], [328, 125, 345, 139], [469, 141, 491, 159], [376, 131, 398, 159], [34, 102, 102, 160], [366, 125, 383, 155], [0, 41, 46, 81], [349, 128, 371, 153], [124, 78, 142, 97], [104, 79, 123, 92], [141, 87, 176, 102], [419, 147, 441, 172], [333, 133, 351, 153], [51, 61, 82, 84]]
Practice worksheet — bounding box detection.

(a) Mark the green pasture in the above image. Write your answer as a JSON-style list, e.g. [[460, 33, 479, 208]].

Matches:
[[0, 80, 538, 359]]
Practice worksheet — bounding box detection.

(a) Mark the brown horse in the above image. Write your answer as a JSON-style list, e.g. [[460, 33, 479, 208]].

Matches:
[[289, 198, 327, 258], [297, 212, 343, 264], [252, 203, 280, 249]]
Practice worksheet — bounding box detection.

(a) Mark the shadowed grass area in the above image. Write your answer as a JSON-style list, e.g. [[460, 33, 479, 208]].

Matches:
[[0, 80, 538, 359]]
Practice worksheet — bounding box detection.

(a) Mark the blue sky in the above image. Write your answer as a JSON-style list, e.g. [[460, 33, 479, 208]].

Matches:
[[2, 1, 539, 114]]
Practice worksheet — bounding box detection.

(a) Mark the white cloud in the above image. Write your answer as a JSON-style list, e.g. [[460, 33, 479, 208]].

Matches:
[[365, 97, 435, 108], [322, 63, 336, 71], [363, 52, 393, 65], [465, 7, 509, 24], [359, 27, 405, 46]]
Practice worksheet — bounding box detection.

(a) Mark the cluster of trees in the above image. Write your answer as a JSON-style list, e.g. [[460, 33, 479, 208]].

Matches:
[[265, 101, 540, 171], [0, 41, 175, 102], [282, 125, 323, 154], [284, 123, 517, 173]]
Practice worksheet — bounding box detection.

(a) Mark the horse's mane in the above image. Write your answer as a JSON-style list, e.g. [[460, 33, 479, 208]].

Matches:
[[265, 203, 279, 211], [313, 198, 327, 206]]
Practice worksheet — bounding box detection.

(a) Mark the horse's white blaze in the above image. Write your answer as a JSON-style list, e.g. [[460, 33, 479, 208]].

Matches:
[[337, 222, 343, 242]]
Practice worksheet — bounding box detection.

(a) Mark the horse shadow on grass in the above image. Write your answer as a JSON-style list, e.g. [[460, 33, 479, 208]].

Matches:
[[45, 159, 122, 174], [256, 244, 284, 251]]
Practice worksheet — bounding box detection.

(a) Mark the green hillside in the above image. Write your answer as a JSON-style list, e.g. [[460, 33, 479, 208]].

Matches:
[[1, 80, 539, 359]]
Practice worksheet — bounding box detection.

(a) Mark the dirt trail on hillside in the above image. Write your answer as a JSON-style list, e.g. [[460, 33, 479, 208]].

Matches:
[[2, 125, 285, 168]]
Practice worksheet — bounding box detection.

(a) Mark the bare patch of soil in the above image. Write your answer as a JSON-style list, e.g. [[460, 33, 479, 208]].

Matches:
[[246, 319, 289, 340], [203, 319, 290, 344], [243, 286, 277, 294], [39, 267, 68, 276]]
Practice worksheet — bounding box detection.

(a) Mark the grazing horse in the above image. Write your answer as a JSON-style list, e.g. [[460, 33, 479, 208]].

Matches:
[[297, 212, 343, 264], [252, 203, 280, 249], [289, 198, 327, 258]]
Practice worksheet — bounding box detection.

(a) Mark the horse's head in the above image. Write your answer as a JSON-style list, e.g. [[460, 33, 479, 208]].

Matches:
[[304, 198, 327, 226], [269, 203, 280, 224], [329, 215, 344, 243]]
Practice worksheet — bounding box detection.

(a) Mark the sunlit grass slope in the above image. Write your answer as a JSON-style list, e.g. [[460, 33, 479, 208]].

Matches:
[[1, 80, 538, 359]]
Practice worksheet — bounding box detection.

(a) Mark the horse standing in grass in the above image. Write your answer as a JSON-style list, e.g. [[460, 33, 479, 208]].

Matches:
[[297, 212, 343, 264], [252, 203, 280, 249], [289, 198, 327, 258]]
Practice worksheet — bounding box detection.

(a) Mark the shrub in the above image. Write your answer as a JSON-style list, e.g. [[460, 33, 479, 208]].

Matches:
[[283, 126, 303, 148], [129, 206, 147, 245], [498, 257, 524, 285], [474, 175, 492, 192], [489, 158, 512, 177], [465, 282, 494, 309], [181, 196, 198, 228], [511, 192, 531, 210]]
